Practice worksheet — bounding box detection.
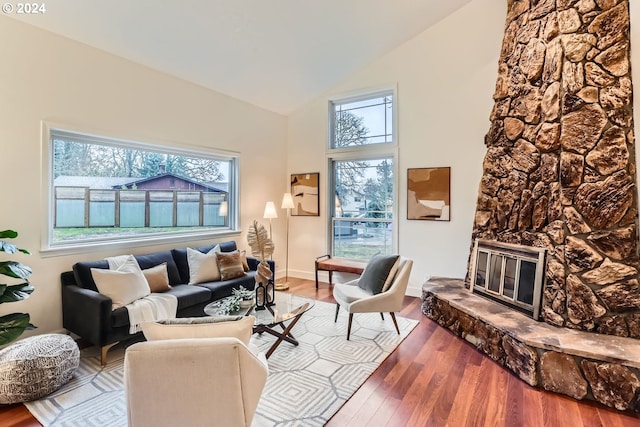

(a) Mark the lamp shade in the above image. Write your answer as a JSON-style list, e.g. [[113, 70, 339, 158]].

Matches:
[[219, 201, 228, 217], [263, 201, 278, 219], [281, 193, 295, 209]]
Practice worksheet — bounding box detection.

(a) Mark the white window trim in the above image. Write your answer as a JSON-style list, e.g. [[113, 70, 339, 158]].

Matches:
[[40, 121, 241, 257], [326, 86, 399, 258], [328, 86, 398, 153]]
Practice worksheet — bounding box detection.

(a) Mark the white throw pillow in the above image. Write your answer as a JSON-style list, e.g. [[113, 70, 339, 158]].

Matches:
[[141, 315, 255, 346], [91, 268, 151, 310], [187, 246, 221, 284]]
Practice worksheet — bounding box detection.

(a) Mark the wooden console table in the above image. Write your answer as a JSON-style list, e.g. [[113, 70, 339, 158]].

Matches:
[[314, 255, 366, 288]]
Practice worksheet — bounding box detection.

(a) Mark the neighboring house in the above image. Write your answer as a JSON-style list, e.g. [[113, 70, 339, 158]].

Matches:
[[336, 189, 366, 217], [117, 173, 227, 193], [54, 174, 228, 194]]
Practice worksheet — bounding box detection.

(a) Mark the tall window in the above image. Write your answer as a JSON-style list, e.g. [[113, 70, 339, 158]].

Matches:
[[329, 90, 396, 261], [47, 127, 238, 249]]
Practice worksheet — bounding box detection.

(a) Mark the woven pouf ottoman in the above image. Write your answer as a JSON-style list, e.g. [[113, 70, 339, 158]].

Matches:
[[0, 333, 80, 404]]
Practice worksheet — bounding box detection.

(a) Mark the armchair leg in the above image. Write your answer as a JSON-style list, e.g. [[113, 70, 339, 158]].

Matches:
[[390, 312, 400, 335], [101, 342, 119, 366], [334, 304, 340, 322], [347, 313, 353, 340]]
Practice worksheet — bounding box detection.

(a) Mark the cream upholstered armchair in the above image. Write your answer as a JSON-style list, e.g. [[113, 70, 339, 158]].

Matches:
[[333, 256, 413, 340], [124, 317, 268, 427]]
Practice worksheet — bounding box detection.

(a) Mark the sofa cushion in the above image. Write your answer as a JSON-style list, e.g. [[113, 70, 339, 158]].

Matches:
[[134, 251, 182, 286], [73, 260, 110, 292], [219, 241, 238, 252], [165, 285, 212, 311], [187, 246, 221, 284], [141, 315, 254, 346], [142, 263, 172, 293], [216, 251, 247, 281], [196, 272, 257, 301], [357, 254, 400, 295]]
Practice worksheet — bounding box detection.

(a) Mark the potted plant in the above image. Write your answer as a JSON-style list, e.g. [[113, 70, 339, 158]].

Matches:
[[0, 229, 35, 345]]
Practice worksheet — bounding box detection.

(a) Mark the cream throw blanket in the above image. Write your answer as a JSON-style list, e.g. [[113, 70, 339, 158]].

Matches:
[[106, 255, 178, 334]]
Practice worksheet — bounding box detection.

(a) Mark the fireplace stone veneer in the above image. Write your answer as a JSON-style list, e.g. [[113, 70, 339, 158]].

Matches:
[[471, 0, 640, 336]]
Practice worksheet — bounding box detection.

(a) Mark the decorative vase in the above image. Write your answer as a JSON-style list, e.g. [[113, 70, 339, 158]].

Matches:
[[266, 280, 275, 306], [255, 282, 266, 310]]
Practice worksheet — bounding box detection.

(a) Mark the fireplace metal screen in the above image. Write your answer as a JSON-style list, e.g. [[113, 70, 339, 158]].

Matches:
[[470, 239, 546, 320]]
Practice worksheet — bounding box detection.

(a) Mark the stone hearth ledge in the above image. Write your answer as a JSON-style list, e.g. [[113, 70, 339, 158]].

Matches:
[[423, 277, 640, 369], [423, 277, 640, 412]]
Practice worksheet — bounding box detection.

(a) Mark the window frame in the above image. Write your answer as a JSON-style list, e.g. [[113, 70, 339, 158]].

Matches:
[[41, 122, 241, 256], [327, 88, 398, 260], [328, 88, 396, 150]]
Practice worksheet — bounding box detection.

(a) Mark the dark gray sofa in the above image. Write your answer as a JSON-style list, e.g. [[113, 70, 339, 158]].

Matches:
[[61, 240, 274, 364]]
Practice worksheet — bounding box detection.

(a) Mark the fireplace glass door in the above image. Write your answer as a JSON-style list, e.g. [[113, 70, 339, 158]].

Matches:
[[471, 240, 545, 320]]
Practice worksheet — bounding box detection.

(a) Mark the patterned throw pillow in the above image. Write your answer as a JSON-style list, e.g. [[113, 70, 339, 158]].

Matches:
[[240, 250, 250, 272], [216, 250, 247, 281]]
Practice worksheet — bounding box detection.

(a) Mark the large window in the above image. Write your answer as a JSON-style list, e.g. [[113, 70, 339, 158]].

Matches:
[[46, 127, 238, 249], [329, 90, 396, 261]]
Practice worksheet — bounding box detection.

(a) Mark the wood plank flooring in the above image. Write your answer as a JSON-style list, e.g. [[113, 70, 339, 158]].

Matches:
[[2, 277, 640, 427]]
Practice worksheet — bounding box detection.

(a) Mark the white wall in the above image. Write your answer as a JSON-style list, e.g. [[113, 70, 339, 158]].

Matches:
[[0, 16, 287, 337], [287, 0, 507, 295]]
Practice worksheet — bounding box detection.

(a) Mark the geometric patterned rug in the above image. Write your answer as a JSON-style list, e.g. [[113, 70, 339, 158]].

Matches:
[[25, 299, 418, 427]]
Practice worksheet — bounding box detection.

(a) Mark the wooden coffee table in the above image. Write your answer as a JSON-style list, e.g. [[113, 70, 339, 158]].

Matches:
[[204, 293, 314, 358]]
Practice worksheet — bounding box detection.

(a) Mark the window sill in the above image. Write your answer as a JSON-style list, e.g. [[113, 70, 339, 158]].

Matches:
[[40, 229, 242, 258]]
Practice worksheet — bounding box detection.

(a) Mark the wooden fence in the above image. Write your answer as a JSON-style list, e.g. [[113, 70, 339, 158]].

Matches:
[[54, 187, 227, 228]]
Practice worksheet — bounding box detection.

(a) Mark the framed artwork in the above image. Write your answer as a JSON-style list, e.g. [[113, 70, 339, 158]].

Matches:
[[407, 167, 450, 221], [291, 172, 319, 216]]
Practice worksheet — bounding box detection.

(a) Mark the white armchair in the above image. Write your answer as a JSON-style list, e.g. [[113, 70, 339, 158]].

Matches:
[[124, 336, 268, 427], [333, 257, 413, 339]]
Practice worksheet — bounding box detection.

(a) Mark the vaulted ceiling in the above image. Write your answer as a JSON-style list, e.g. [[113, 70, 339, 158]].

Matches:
[[10, 0, 471, 114]]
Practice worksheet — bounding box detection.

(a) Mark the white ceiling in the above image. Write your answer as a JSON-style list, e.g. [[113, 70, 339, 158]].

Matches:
[[10, 0, 471, 114]]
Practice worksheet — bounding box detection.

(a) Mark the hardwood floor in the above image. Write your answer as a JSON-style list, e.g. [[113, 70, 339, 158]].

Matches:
[[2, 277, 640, 427]]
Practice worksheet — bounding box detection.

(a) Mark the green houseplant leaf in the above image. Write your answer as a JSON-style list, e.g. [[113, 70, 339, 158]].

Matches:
[[0, 261, 32, 280], [0, 230, 18, 239], [0, 229, 35, 345], [0, 313, 34, 346], [0, 283, 35, 303]]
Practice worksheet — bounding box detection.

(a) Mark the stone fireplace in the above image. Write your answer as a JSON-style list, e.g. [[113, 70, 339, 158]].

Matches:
[[423, 0, 640, 413], [473, 0, 639, 336]]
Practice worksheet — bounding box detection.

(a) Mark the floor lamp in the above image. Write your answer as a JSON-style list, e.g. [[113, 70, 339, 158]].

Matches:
[[278, 192, 295, 291], [263, 201, 277, 241]]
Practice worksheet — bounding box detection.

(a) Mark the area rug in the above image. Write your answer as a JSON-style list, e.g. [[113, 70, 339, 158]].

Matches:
[[25, 299, 418, 427]]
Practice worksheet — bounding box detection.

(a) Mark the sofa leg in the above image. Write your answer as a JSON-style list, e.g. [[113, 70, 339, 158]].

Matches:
[[390, 312, 400, 335], [334, 304, 340, 322], [101, 342, 118, 366], [347, 313, 353, 340]]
